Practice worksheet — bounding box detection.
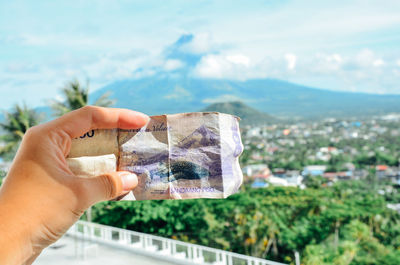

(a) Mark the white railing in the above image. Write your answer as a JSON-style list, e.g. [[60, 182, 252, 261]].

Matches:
[[67, 220, 286, 265]]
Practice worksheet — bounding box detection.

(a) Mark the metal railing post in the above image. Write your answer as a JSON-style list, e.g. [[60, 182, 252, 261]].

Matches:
[[188, 245, 193, 260], [142, 235, 146, 248], [172, 241, 176, 255], [221, 251, 227, 264], [162, 240, 167, 252], [228, 254, 233, 265]]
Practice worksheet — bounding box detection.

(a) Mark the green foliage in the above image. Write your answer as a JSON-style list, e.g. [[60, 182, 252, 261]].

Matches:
[[303, 175, 328, 189], [355, 152, 398, 168], [0, 170, 5, 186], [303, 220, 400, 265], [0, 104, 41, 160], [50, 79, 115, 116], [239, 148, 251, 165], [326, 154, 348, 172], [92, 181, 400, 263]]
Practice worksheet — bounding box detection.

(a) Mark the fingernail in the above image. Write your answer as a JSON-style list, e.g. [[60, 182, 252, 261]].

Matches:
[[138, 112, 150, 123], [121, 173, 138, 191]]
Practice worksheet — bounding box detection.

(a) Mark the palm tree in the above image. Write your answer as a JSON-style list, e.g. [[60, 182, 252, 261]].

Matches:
[[0, 104, 41, 161], [51, 79, 115, 116]]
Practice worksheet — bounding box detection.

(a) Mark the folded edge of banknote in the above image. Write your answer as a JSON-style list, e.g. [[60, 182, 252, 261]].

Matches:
[[67, 154, 117, 178]]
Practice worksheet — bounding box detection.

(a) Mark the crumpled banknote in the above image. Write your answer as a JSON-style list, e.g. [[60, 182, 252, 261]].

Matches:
[[67, 112, 243, 200]]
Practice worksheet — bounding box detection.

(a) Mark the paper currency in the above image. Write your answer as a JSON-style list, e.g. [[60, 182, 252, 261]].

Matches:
[[67, 112, 244, 200], [66, 154, 117, 178]]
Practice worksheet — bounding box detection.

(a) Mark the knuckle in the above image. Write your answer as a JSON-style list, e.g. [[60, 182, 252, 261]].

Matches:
[[99, 174, 117, 199], [25, 125, 40, 137], [81, 105, 100, 114], [48, 129, 71, 155], [73, 181, 92, 208], [23, 125, 44, 142]]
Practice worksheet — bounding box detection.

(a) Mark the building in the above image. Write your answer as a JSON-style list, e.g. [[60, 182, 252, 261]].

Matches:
[[376, 165, 389, 179], [323, 171, 353, 181], [302, 165, 327, 176], [242, 164, 270, 177], [267, 176, 288, 186], [251, 178, 269, 188]]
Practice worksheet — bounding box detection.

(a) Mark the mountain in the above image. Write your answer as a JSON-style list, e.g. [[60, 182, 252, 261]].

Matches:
[[91, 75, 400, 119], [202, 101, 274, 125], [6, 33, 400, 121], [3, 34, 400, 121]]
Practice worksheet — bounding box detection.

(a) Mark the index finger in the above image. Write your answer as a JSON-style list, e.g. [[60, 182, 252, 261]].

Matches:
[[47, 106, 149, 138]]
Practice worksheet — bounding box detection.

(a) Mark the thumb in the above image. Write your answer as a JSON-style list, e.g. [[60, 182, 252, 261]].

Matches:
[[79, 171, 138, 206]]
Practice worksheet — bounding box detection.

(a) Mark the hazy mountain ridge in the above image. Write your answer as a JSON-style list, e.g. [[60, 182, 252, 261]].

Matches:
[[3, 76, 400, 123], [91, 76, 400, 119]]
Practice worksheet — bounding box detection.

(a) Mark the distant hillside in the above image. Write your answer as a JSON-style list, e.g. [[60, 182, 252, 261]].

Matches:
[[91, 76, 400, 119], [202, 101, 274, 125]]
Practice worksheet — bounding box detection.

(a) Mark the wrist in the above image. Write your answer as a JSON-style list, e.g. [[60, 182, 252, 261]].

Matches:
[[0, 192, 36, 264]]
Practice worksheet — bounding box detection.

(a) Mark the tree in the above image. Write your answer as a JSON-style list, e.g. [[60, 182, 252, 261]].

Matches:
[[303, 220, 400, 265], [0, 104, 41, 160], [0, 170, 6, 186], [89, 180, 400, 264], [303, 175, 328, 189], [51, 79, 115, 116]]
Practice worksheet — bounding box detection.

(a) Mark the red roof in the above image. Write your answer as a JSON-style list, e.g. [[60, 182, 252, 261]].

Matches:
[[324, 172, 348, 177], [376, 165, 388, 171]]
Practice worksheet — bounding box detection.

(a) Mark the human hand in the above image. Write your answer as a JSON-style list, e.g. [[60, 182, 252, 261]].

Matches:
[[0, 106, 149, 265]]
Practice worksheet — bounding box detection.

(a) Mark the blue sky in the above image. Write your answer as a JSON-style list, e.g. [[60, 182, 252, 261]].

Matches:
[[0, 0, 400, 110]]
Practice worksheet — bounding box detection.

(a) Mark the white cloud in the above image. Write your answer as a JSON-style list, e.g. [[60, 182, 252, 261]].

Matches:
[[353, 49, 383, 68], [163, 59, 184, 71], [54, 94, 64, 102], [226, 54, 250, 66], [164, 85, 192, 100], [5, 62, 39, 73], [311, 53, 344, 74], [194, 55, 225, 78], [83, 57, 138, 81], [284, 53, 297, 70], [289, 49, 400, 94], [193, 53, 252, 79], [179, 33, 214, 54], [373, 59, 385, 67], [327, 54, 342, 63]]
